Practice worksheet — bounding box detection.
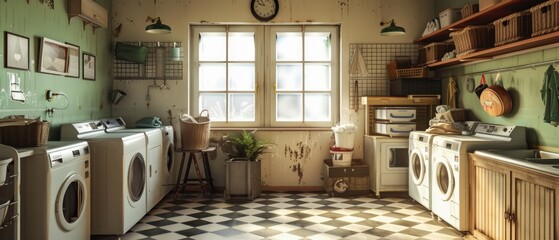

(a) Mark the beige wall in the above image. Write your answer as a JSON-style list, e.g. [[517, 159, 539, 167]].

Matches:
[[112, 0, 435, 188]]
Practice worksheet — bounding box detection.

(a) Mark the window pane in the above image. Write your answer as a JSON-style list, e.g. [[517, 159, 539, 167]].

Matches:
[[199, 93, 226, 121], [199, 63, 226, 91], [229, 32, 255, 61], [305, 93, 331, 121], [199, 32, 226, 61], [229, 93, 255, 121], [276, 63, 302, 91], [277, 93, 302, 121], [229, 63, 255, 91], [276, 33, 302, 61], [305, 32, 331, 61], [304, 63, 331, 91]]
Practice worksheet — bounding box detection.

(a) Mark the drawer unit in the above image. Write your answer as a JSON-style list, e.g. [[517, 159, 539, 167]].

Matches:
[[323, 159, 369, 197], [375, 122, 416, 137], [375, 107, 416, 122]]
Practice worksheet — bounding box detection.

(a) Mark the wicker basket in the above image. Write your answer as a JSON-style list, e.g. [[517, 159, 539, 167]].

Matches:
[[530, 0, 559, 37], [422, 42, 455, 64], [450, 25, 495, 56], [180, 110, 211, 150], [395, 67, 428, 79], [461, 4, 479, 18], [494, 11, 532, 46], [0, 119, 50, 147]]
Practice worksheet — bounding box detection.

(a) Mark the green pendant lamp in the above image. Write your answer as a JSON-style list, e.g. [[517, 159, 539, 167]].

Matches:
[[380, 19, 406, 36], [145, 16, 171, 34]]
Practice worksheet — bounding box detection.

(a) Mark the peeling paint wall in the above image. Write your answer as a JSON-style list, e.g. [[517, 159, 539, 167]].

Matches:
[[0, 0, 113, 139], [112, 0, 435, 187]]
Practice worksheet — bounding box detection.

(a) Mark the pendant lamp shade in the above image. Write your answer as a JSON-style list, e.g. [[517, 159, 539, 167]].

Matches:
[[145, 17, 171, 34], [380, 19, 406, 36]]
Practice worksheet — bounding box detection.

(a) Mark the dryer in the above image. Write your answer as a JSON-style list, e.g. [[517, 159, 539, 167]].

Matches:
[[101, 117, 164, 211], [20, 141, 90, 240], [430, 123, 526, 231], [61, 121, 147, 235]]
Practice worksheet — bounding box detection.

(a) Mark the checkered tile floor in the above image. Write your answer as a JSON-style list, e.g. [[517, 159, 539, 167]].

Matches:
[[102, 192, 464, 239]]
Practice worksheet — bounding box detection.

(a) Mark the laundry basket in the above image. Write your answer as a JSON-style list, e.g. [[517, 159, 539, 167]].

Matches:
[[180, 110, 211, 150]]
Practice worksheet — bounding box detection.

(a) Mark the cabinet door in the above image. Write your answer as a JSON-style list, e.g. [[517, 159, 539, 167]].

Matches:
[[471, 158, 510, 240], [511, 171, 558, 240]]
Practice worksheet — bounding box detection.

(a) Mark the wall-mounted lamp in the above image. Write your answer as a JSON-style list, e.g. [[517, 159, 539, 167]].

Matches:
[[145, 16, 171, 34], [380, 19, 406, 36]]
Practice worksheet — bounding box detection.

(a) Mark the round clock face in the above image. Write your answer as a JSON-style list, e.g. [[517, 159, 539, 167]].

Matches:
[[251, 0, 279, 21]]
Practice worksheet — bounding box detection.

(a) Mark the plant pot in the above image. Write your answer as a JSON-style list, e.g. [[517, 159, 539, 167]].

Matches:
[[224, 159, 261, 201]]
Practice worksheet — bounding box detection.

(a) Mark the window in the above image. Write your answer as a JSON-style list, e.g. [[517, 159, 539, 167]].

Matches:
[[190, 24, 339, 128]]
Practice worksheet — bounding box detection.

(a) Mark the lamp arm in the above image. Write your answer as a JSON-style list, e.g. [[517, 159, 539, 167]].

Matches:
[[146, 16, 160, 23]]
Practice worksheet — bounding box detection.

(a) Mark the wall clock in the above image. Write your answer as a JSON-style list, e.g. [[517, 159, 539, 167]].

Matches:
[[251, 0, 279, 22]]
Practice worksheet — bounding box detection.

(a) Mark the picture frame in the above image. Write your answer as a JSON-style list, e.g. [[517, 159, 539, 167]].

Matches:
[[4, 31, 30, 70], [83, 52, 96, 80], [38, 37, 68, 75], [65, 43, 80, 78]]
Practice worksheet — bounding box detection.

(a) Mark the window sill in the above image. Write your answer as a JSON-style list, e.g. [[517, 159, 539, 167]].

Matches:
[[211, 127, 332, 131]]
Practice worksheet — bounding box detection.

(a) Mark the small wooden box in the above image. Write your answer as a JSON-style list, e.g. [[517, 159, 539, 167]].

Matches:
[[323, 159, 369, 197]]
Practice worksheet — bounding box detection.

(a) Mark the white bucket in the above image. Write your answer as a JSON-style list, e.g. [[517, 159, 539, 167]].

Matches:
[[332, 124, 356, 149], [0, 158, 12, 185], [331, 149, 353, 167]]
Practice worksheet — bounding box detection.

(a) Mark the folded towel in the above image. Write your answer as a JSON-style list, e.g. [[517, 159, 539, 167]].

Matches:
[[135, 117, 162, 128]]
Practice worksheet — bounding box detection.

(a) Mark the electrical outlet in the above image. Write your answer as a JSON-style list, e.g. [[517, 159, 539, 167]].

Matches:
[[46, 90, 54, 101]]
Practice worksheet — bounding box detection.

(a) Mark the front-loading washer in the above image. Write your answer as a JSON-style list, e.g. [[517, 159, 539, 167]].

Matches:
[[160, 125, 176, 196], [431, 123, 526, 231], [20, 141, 90, 240], [101, 117, 163, 211], [61, 121, 148, 235], [408, 131, 437, 210]]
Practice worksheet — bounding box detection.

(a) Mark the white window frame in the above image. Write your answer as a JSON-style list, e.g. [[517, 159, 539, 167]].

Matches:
[[190, 24, 339, 129]]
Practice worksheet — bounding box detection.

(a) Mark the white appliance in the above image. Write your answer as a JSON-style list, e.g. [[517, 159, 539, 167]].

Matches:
[[20, 141, 90, 240], [160, 125, 177, 196], [364, 135, 409, 197], [61, 121, 148, 235], [431, 123, 526, 231], [101, 117, 164, 211], [408, 131, 437, 210]]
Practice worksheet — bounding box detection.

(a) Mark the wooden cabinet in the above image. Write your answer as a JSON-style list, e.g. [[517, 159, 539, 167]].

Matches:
[[68, 0, 108, 29], [469, 153, 559, 240]]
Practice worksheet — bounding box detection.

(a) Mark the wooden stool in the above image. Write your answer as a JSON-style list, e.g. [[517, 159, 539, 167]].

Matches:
[[174, 147, 216, 200]]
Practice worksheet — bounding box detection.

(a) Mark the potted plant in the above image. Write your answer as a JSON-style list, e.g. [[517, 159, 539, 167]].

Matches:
[[222, 130, 271, 201]]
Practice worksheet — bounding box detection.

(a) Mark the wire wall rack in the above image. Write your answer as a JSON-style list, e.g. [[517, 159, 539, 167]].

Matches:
[[113, 42, 183, 80], [349, 43, 420, 109]]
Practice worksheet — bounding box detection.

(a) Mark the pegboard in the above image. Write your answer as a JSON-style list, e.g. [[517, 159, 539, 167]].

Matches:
[[349, 43, 420, 109], [114, 42, 183, 80]]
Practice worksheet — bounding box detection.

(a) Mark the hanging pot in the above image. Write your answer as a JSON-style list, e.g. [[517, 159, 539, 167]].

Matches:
[[479, 84, 512, 117], [474, 74, 488, 98]]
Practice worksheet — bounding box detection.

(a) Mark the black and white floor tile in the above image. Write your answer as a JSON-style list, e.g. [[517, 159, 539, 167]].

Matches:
[[109, 192, 463, 240]]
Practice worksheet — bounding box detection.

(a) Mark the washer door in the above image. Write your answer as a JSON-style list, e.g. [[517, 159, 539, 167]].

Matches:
[[165, 143, 175, 174], [409, 148, 425, 185], [56, 173, 87, 231], [435, 156, 454, 201], [128, 153, 146, 202]]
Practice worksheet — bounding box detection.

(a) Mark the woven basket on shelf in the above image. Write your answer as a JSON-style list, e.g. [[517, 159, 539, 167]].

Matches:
[[422, 42, 455, 64], [494, 11, 532, 46], [180, 110, 211, 150], [395, 67, 428, 79], [461, 4, 479, 18], [450, 25, 495, 56], [530, 0, 559, 37], [0, 119, 50, 147]]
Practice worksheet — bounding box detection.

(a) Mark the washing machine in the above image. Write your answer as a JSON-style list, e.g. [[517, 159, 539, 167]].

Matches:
[[20, 141, 90, 240], [101, 117, 164, 211], [431, 123, 526, 231], [408, 131, 437, 210], [364, 135, 409, 197], [61, 121, 148, 235], [160, 125, 176, 197]]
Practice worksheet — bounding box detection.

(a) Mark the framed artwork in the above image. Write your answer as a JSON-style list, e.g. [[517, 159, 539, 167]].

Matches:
[[65, 43, 80, 78], [4, 31, 30, 70], [83, 52, 96, 80], [38, 37, 68, 75]]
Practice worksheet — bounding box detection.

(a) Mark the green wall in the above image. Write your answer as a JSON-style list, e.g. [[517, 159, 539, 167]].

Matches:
[[0, 0, 113, 140]]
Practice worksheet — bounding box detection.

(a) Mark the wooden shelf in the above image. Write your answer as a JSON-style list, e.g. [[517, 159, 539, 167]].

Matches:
[[427, 31, 559, 69], [415, 0, 546, 44]]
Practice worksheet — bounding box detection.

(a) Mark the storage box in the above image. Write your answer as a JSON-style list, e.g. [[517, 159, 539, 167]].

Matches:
[[494, 11, 532, 46], [0, 119, 50, 147], [323, 159, 369, 197], [461, 4, 479, 18], [439, 8, 462, 28], [450, 25, 495, 56], [375, 122, 416, 137], [480, 0, 500, 11], [422, 42, 455, 64], [390, 78, 442, 96], [375, 107, 416, 122], [530, 0, 559, 37]]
